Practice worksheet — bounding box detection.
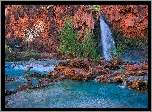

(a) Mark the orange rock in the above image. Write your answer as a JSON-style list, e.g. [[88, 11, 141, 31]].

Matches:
[[124, 63, 139, 71], [140, 62, 148, 70], [114, 75, 124, 83], [100, 5, 148, 38]]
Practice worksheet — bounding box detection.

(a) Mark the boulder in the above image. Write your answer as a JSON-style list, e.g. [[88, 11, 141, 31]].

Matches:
[[25, 66, 33, 74], [113, 75, 124, 83], [140, 62, 148, 70], [96, 74, 110, 83], [109, 58, 120, 69], [16, 84, 28, 92], [124, 63, 140, 71], [5, 77, 15, 83], [52, 58, 97, 81], [123, 75, 148, 91]]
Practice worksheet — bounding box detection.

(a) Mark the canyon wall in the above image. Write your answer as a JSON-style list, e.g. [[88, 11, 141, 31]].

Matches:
[[5, 5, 97, 53], [100, 5, 148, 39], [5, 5, 148, 53]]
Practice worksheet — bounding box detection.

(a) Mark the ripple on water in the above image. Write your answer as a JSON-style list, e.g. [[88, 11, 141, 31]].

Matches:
[[5, 61, 148, 108], [5, 80, 148, 108]]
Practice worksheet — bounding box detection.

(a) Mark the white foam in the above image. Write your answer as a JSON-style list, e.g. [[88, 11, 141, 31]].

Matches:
[[13, 63, 55, 73], [118, 85, 126, 89], [15, 76, 27, 82]]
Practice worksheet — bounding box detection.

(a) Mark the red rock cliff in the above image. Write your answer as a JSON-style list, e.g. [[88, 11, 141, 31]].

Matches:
[[5, 5, 148, 53], [100, 5, 148, 38], [5, 5, 97, 53]]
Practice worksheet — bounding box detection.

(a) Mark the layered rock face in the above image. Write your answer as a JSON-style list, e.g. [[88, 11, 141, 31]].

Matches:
[[100, 5, 148, 39], [5, 5, 148, 53], [5, 5, 97, 53]]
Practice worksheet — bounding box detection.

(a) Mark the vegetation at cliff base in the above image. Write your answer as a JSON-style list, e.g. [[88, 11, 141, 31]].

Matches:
[[5, 43, 39, 62], [58, 17, 100, 61]]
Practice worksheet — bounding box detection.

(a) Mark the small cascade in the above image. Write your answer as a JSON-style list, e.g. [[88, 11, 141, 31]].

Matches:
[[99, 13, 116, 60], [5, 60, 64, 74]]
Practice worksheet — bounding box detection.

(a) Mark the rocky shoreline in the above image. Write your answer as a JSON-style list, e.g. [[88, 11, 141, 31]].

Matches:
[[5, 57, 148, 105]]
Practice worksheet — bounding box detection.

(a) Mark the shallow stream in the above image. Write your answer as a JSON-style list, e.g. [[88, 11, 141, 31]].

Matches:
[[5, 60, 148, 108]]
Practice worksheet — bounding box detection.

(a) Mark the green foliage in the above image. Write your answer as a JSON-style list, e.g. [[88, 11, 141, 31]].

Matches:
[[80, 28, 100, 60], [22, 49, 39, 60], [113, 33, 130, 60], [58, 17, 100, 61], [92, 5, 100, 11], [58, 17, 80, 58], [5, 44, 21, 62], [5, 43, 39, 62], [5, 38, 22, 52], [112, 31, 148, 61]]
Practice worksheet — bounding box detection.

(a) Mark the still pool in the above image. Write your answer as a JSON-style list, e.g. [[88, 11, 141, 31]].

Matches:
[[5, 61, 148, 108]]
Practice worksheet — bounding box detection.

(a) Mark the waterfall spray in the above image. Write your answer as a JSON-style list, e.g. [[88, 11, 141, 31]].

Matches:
[[99, 13, 116, 60]]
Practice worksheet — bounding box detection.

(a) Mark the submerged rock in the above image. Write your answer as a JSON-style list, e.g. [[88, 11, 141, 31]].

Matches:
[[5, 77, 15, 83], [5, 89, 17, 96]]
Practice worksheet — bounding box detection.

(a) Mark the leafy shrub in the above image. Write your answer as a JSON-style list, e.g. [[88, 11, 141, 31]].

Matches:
[[112, 31, 148, 61], [5, 37, 22, 52], [58, 17, 80, 58], [5, 44, 21, 62], [22, 49, 39, 60], [58, 17, 100, 61], [92, 5, 100, 11], [80, 28, 100, 60], [5, 44, 39, 62]]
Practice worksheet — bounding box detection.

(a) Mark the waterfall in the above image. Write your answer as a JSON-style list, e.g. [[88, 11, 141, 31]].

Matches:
[[99, 13, 116, 60]]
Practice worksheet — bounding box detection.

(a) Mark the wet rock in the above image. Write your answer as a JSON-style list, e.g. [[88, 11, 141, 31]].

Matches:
[[123, 75, 148, 91], [5, 89, 17, 96], [96, 74, 110, 83], [32, 72, 39, 77], [16, 84, 28, 92], [49, 71, 60, 79], [96, 71, 123, 83], [53, 58, 97, 81], [5, 90, 11, 96], [5, 77, 15, 83], [27, 79, 32, 86], [124, 71, 137, 77], [136, 70, 148, 76], [27, 72, 39, 78], [113, 75, 124, 83], [31, 79, 50, 88], [140, 62, 148, 70], [25, 66, 33, 74], [124, 63, 140, 71], [109, 58, 120, 69]]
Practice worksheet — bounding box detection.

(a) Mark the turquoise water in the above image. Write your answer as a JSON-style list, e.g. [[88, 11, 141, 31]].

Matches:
[[5, 61, 148, 108]]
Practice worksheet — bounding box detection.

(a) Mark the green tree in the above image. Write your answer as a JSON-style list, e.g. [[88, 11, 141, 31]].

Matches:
[[58, 17, 100, 61], [58, 17, 80, 58]]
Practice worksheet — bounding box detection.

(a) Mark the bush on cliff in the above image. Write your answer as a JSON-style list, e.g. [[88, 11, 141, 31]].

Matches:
[[112, 30, 148, 61], [5, 43, 39, 62], [5, 44, 20, 62], [92, 5, 100, 11], [58, 17, 80, 58], [80, 28, 100, 60], [58, 17, 100, 61], [22, 49, 39, 60]]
